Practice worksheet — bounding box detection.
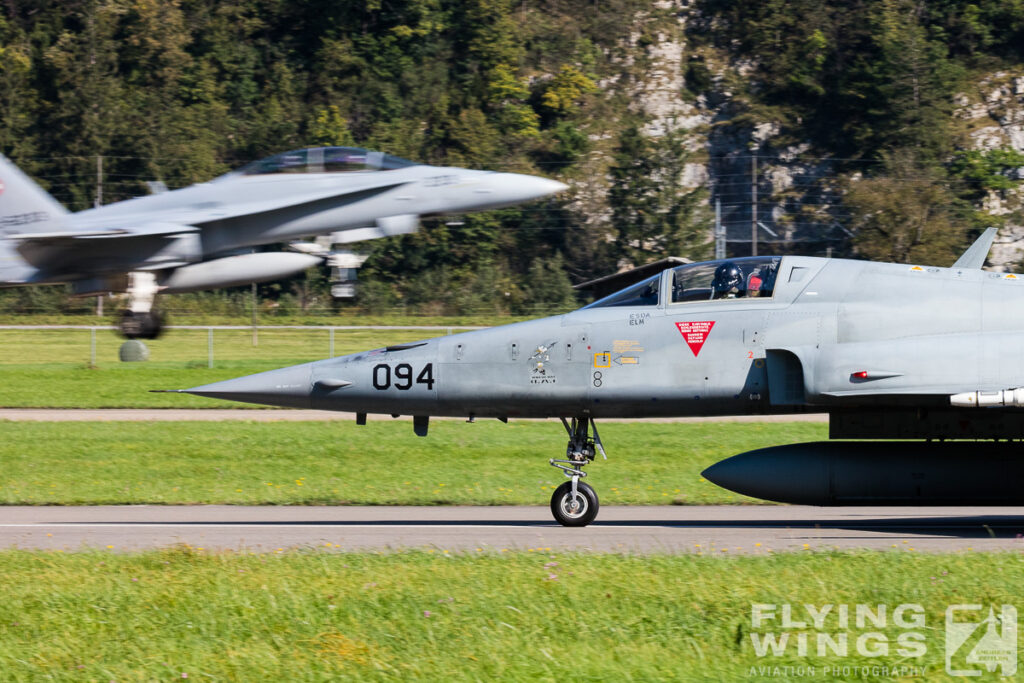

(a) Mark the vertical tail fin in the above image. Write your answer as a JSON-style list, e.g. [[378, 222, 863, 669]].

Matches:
[[0, 155, 69, 237]]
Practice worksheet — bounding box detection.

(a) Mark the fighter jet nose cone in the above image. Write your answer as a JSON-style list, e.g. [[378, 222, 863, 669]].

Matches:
[[539, 178, 570, 195], [496, 173, 569, 203], [184, 362, 314, 409], [528, 176, 569, 197]]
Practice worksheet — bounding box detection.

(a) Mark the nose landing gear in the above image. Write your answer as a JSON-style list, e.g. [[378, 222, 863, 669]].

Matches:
[[118, 272, 165, 339], [549, 416, 606, 527]]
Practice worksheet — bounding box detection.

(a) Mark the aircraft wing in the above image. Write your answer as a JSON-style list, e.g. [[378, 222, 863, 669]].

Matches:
[[6, 222, 198, 242], [6, 222, 201, 273]]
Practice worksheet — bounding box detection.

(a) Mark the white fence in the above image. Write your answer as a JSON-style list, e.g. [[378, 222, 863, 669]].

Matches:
[[0, 325, 489, 368]]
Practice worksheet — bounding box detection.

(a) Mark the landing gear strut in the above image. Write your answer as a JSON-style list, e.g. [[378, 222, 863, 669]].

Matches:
[[118, 272, 164, 339], [549, 416, 606, 527]]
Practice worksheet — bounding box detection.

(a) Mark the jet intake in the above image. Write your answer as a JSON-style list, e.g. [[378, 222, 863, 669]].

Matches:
[[159, 252, 322, 293], [702, 441, 1024, 506]]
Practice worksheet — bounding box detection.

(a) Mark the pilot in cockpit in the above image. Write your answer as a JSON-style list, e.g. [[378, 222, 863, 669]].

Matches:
[[711, 262, 745, 299], [746, 262, 778, 297]]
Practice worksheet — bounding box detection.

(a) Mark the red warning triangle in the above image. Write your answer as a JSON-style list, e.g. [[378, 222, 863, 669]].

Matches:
[[676, 320, 715, 357]]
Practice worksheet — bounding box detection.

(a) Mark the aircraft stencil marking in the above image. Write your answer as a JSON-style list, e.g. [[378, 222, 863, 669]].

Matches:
[[612, 340, 644, 353], [676, 321, 715, 357], [629, 312, 650, 326], [371, 363, 435, 391]]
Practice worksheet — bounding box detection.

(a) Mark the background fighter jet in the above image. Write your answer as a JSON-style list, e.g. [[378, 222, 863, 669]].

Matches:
[[170, 229, 1022, 527], [0, 147, 567, 338]]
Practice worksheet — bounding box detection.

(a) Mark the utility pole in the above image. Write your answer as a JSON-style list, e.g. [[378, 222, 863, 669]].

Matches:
[[95, 155, 104, 317], [714, 197, 725, 259], [251, 281, 258, 346], [95, 155, 103, 208], [750, 153, 757, 257]]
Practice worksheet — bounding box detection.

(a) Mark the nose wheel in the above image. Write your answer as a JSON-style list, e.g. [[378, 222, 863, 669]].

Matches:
[[551, 480, 599, 527], [118, 309, 164, 339], [118, 272, 165, 339], [549, 416, 606, 527]]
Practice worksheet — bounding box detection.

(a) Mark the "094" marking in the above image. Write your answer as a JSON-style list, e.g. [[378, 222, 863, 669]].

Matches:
[[372, 363, 435, 391]]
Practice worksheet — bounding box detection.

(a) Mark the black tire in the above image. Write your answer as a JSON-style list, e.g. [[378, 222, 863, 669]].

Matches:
[[550, 480, 599, 527], [118, 310, 164, 340], [118, 310, 142, 339], [139, 309, 165, 340]]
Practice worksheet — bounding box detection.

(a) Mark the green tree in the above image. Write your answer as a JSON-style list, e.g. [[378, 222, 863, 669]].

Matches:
[[870, 0, 964, 159], [608, 126, 711, 266], [518, 253, 578, 314], [309, 105, 356, 146], [845, 152, 964, 265], [539, 65, 596, 117], [0, 19, 37, 162], [44, 0, 130, 208]]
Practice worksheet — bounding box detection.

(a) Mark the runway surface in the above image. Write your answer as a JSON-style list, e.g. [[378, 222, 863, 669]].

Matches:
[[0, 408, 829, 423], [3, 505, 1024, 553]]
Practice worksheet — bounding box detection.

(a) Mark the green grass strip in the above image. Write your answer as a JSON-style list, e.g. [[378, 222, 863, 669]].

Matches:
[[0, 328, 439, 408], [0, 549, 1016, 681], [0, 421, 825, 505]]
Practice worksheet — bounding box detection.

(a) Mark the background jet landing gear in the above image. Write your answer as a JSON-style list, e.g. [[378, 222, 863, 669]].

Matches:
[[117, 309, 164, 340], [548, 416, 607, 527], [117, 272, 164, 339]]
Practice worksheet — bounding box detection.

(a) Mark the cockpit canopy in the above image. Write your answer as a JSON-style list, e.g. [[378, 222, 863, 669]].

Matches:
[[585, 256, 783, 308], [226, 147, 420, 177]]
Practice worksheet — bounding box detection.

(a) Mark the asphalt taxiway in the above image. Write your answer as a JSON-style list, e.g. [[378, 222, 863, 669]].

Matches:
[[2, 505, 1023, 553]]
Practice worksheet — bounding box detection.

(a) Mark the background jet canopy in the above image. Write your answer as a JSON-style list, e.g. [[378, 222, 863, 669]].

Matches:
[[225, 147, 419, 177]]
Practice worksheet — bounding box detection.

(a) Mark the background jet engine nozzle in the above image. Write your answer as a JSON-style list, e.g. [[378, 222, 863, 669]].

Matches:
[[702, 441, 1024, 506]]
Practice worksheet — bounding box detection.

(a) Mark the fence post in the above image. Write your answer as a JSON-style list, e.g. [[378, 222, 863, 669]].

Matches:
[[329, 327, 335, 357], [251, 281, 258, 346], [208, 327, 214, 368]]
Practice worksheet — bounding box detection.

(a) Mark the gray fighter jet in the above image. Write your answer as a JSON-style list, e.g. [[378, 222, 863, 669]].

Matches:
[[0, 148, 566, 338], [171, 228, 1024, 526]]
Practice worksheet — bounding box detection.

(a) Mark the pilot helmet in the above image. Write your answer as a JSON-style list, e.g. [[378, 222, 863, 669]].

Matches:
[[712, 262, 744, 295]]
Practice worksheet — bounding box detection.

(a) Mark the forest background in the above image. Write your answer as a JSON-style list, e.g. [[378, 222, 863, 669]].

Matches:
[[1, 0, 1024, 319]]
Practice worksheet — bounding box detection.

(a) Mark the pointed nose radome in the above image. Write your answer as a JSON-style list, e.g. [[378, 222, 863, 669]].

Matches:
[[183, 362, 314, 409], [491, 173, 569, 204]]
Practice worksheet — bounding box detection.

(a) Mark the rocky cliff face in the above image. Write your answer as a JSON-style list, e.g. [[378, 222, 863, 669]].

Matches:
[[957, 71, 1024, 269], [612, 3, 1024, 266]]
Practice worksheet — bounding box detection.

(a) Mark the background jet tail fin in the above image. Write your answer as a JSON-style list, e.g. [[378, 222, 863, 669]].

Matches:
[[952, 227, 998, 270], [0, 155, 69, 236]]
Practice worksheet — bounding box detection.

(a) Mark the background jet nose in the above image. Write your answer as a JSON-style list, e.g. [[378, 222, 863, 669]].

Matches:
[[492, 173, 569, 204], [183, 362, 314, 409]]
